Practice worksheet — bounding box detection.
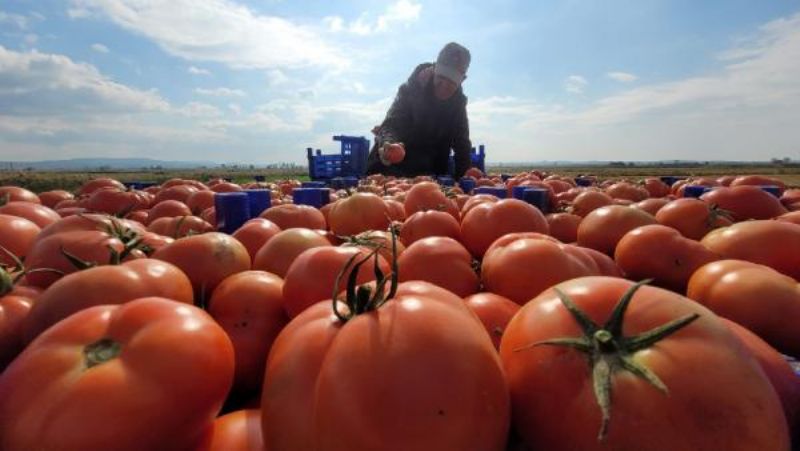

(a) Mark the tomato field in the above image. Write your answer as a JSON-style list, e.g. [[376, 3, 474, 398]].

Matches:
[[1, 165, 799, 450]]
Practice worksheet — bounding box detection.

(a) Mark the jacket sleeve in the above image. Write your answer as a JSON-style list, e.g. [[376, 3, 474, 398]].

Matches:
[[375, 84, 413, 148], [451, 98, 472, 179]]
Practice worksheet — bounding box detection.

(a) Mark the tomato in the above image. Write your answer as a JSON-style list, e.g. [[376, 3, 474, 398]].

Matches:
[[147, 215, 214, 238], [500, 277, 789, 450], [262, 280, 509, 450], [208, 409, 264, 451], [153, 184, 199, 205], [632, 197, 670, 216], [341, 229, 406, 263], [37, 213, 144, 240], [604, 182, 649, 202], [86, 188, 150, 216], [38, 190, 74, 209], [721, 318, 800, 439], [146, 200, 193, 225], [252, 228, 331, 278], [384, 143, 406, 164], [186, 190, 217, 215], [231, 218, 282, 263], [545, 212, 581, 243], [0, 201, 60, 228], [0, 269, 38, 369], [577, 246, 624, 277], [0, 186, 40, 204], [700, 185, 787, 221], [398, 236, 478, 297], [404, 181, 457, 219], [210, 182, 244, 193], [399, 209, 461, 245], [615, 224, 720, 293], [0, 297, 234, 451], [729, 175, 786, 194], [481, 233, 599, 304], [570, 190, 613, 217], [152, 232, 250, 303], [776, 210, 800, 226], [327, 193, 390, 236], [22, 258, 194, 343], [24, 230, 127, 288], [259, 203, 325, 230], [701, 220, 800, 280], [208, 271, 288, 395], [576, 205, 657, 256], [460, 193, 499, 217], [655, 197, 733, 240], [463, 292, 520, 351], [77, 177, 126, 196], [0, 214, 40, 268], [461, 198, 549, 258], [282, 246, 389, 318], [686, 259, 800, 357], [464, 167, 484, 179], [642, 177, 671, 198]]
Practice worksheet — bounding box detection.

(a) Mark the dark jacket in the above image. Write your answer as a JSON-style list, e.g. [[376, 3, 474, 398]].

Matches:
[[366, 63, 472, 178]]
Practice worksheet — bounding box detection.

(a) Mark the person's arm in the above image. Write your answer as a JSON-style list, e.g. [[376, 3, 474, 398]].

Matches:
[[451, 99, 472, 179], [375, 84, 413, 155]]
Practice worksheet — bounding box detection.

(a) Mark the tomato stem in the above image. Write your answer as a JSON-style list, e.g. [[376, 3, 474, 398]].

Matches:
[[516, 279, 700, 442], [84, 338, 122, 368]]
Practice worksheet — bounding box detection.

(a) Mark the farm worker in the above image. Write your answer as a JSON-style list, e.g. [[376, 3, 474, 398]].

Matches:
[[366, 42, 473, 179]]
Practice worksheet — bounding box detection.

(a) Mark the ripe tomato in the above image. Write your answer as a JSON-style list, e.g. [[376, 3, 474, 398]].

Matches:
[[701, 220, 800, 280], [632, 197, 670, 216], [604, 182, 649, 202], [0, 297, 234, 451], [86, 188, 150, 216], [262, 280, 509, 450], [208, 409, 264, 451], [0, 275, 38, 369], [146, 200, 193, 225], [22, 258, 194, 343], [0, 214, 40, 268], [152, 232, 250, 302], [545, 212, 581, 243], [0, 201, 60, 228], [77, 177, 126, 196], [147, 215, 214, 238], [729, 175, 786, 194], [461, 198, 549, 258], [327, 193, 390, 236], [655, 198, 733, 240], [576, 205, 657, 256], [686, 259, 800, 357], [384, 143, 406, 164], [403, 181, 456, 219], [399, 209, 461, 245], [463, 292, 520, 351], [700, 185, 787, 221], [570, 190, 613, 217], [500, 277, 789, 450], [208, 271, 288, 395], [615, 224, 720, 293], [231, 218, 282, 263], [398, 236, 479, 297], [252, 228, 331, 278], [38, 190, 74, 209], [260, 203, 326, 231], [0, 186, 40, 204]]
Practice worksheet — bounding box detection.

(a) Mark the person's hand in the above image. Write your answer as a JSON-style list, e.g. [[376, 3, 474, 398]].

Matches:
[[379, 142, 406, 165]]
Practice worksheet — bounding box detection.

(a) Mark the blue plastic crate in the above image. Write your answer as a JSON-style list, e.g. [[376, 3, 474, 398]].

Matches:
[[307, 135, 370, 181], [447, 144, 486, 176]]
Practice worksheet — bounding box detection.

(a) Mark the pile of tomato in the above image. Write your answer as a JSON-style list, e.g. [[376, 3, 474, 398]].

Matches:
[[0, 169, 799, 450]]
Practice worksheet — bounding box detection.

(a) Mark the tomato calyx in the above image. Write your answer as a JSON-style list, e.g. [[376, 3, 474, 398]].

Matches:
[[84, 338, 122, 369], [517, 280, 700, 441], [331, 229, 400, 323], [706, 203, 734, 227], [0, 244, 62, 293]]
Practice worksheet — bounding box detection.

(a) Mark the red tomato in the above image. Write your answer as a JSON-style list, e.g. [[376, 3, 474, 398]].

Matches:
[[655, 197, 733, 240], [0, 201, 60, 228], [260, 203, 326, 230], [729, 175, 786, 194], [615, 224, 720, 293], [687, 259, 800, 357], [545, 212, 581, 243], [701, 220, 800, 280], [461, 198, 549, 258], [0, 214, 40, 268], [403, 181, 457, 219], [208, 271, 288, 395], [252, 228, 331, 278], [186, 190, 217, 215], [0, 297, 234, 451], [776, 210, 800, 225], [482, 233, 599, 304], [208, 409, 264, 451], [384, 143, 406, 164], [399, 209, 461, 245], [0, 186, 40, 204], [327, 192, 390, 236], [77, 177, 126, 196], [22, 258, 194, 343], [153, 184, 199, 205], [642, 177, 671, 198], [38, 190, 74, 209], [700, 185, 787, 221], [571, 190, 613, 217], [632, 197, 670, 216], [282, 246, 389, 318], [146, 199, 193, 225], [463, 292, 520, 350], [576, 205, 657, 256], [231, 218, 282, 263], [152, 232, 250, 302], [500, 276, 789, 450], [86, 188, 150, 216], [398, 236, 479, 297], [147, 215, 214, 238], [262, 280, 509, 450], [0, 286, 35, 369], [605, 182, 649, 202]]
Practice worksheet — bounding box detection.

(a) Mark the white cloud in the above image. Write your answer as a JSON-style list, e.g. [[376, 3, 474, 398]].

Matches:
[[0, 11, 29, 29], [0, 45, 169, 114], [267, 69, 289, 86], [607, 71, 637, 82], [324, 0, 421, 35], [69, 0, 348, 70], [91, 43, 109, 53], [564, 75, 587, 94], [195, 87, 246, 97], [228, 103, 241, 115], [179, 101, 222, 117], [23, 34, 38, 46], [188, 66, 210, 75]]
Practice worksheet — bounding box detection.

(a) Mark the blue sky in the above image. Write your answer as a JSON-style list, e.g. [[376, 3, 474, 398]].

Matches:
[[1, 0, 799, 164]]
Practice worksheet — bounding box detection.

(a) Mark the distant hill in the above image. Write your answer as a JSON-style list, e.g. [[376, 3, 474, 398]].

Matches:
[[0, 158, 220, 171]]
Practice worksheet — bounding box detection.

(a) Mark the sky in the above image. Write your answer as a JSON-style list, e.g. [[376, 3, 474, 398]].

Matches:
[[1, 0, 799, 165]]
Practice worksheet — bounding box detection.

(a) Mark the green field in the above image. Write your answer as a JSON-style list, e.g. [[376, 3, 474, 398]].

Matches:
[[1, 164, 798, 193]]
